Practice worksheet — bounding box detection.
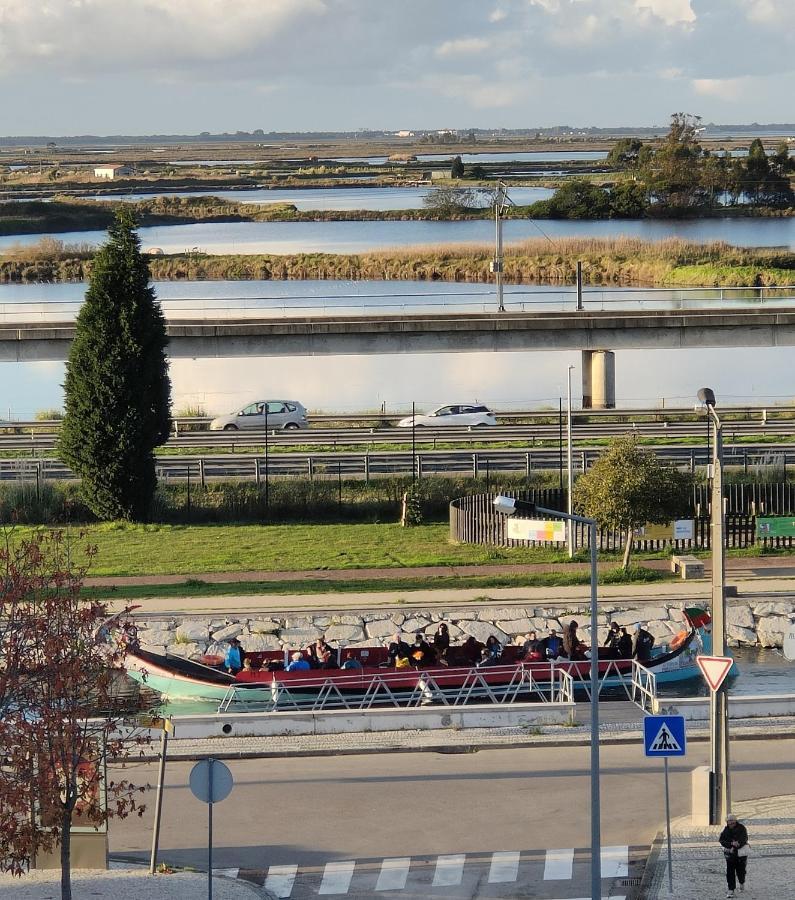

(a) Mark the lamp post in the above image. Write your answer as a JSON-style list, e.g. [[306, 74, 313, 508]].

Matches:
[[493, 495, 601, 898], [697, 387, 730, 825], [491, 182, 511, 313], [567, 365, 575, 558]]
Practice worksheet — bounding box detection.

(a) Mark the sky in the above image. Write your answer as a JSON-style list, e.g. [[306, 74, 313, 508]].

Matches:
[[0, 0, 792, 135]]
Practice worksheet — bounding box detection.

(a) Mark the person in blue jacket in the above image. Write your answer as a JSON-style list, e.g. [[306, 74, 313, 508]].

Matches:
[[224, 638, 244, 674]]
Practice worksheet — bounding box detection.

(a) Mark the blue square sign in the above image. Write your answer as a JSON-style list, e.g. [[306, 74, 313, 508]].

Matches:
[[643, 715, 687, 757]]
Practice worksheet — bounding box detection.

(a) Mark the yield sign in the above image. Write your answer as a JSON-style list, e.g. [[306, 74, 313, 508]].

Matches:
[[696, 655, 733, 692]]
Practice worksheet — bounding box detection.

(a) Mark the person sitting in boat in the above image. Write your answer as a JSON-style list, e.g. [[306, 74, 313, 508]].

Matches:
[[521, 631, 543, 661], [286, 651, 311, 672], [540, 629, 564, 660], [459, 636, 483, 666], [224, 638, 245, 674], [433, 623, 451, 666], [563, 621, 588, 661], [479, 635, 503, 666], [307, 637, 337, 669], [632, 623, 655, 662], [341, 651, 363, 670], [235, 658, 260, 682], [411, 632, 436, 667], [388, 633, 412, 667], [618, 626, 633, 659], [603, 622, 621, 658]]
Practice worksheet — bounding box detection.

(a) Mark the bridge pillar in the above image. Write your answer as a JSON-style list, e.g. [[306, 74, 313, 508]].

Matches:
[[581, 350, 615, 409]]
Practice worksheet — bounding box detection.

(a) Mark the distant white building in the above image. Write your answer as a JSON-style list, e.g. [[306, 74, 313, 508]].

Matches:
[[93, 164, 133, 180], [395, 130, 414, 138]]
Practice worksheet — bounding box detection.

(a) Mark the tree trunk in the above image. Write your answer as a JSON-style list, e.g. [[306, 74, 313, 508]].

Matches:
[[621, 529, 633, 571], [60, 806, 72, 900]]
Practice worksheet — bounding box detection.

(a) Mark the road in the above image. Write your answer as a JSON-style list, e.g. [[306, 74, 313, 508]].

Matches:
[[111, 737, 795, 899]]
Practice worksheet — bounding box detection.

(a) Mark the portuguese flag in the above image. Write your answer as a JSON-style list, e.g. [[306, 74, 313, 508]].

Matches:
[[683, 607, 711, 629]]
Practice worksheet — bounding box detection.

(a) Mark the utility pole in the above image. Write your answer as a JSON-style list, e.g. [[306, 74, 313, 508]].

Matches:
[[491, 182, 511, 313], [567, 365, 575, 558]]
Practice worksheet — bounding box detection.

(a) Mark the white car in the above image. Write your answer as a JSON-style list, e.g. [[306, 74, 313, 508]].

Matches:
[[209, 400, 308, 431], [397, 404, 497, 428]]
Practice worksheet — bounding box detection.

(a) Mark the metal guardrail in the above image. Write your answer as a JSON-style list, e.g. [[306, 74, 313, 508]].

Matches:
[[217, 663, 576, 714], [630, 662, 659, 713]]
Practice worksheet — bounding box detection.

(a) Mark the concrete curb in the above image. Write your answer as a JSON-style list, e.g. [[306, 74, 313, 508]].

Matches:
[[638, 831, 665, 900]]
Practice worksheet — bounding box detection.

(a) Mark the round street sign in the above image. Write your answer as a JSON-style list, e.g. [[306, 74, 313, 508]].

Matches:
[[784, 627, 795, 662], [189, 758, 233, 804]]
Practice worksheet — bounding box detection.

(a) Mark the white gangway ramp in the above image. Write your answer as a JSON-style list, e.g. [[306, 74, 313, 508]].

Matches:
[[543, 848, 575, 880], [487, 850, 520, 883], [600, 845, 629, 878], [318, 860, 356, 895], [375, 857, 411, 891], [264, 864, 298, 898]]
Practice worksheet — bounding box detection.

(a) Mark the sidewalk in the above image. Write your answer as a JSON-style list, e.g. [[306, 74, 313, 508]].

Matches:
[[0, 865, 260, 900], [643, 793, 795, 899]]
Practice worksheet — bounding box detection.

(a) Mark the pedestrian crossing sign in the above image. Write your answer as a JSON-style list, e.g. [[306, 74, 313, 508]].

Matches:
[[643, 714, 687, 757]]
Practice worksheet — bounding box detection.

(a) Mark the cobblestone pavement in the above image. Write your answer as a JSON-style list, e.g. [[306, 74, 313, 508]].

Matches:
[[643, 794, 795, 899]]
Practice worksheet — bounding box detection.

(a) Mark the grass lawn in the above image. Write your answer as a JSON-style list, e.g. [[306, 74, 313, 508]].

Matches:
[[44, 521, 579, 577]]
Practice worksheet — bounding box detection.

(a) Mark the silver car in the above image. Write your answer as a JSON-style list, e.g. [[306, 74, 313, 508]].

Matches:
[[209, 400, 308, 431], [397, 404, 497, 428]]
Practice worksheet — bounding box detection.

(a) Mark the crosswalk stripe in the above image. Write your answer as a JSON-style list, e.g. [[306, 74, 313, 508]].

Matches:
[[600, 845, 629, 878], [544, 848, 575, 880], [375, 857, 411, 891], [212, 867, 240, 879], [432, 853, 466, 887], [264, 864, 298, 898], [487, 850, 520, 883], [318, 860, 356, 895]]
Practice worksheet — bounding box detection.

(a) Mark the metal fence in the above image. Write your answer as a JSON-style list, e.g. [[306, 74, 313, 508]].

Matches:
[[449, 489, 795, 550]]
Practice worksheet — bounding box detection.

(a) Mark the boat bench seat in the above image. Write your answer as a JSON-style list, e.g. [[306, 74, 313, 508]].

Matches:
[[670, 554, 705, 579]]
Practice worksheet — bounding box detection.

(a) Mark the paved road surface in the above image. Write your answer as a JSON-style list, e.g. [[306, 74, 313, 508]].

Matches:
[[111, 738, 795, 898]]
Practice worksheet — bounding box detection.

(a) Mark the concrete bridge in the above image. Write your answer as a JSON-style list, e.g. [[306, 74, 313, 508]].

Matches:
[[5, 305, 795, 407]]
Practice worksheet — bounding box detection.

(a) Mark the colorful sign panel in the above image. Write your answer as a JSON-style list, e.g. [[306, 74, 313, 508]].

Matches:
[[637, 520, 694, 540], [507, 518, 567, 542], [756, 517, 795, 539]]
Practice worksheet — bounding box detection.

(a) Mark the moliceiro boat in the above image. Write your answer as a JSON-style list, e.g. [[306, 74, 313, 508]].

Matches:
[[125, 609, 722, 705]]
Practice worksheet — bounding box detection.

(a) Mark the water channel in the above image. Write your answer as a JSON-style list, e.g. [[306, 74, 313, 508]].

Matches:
[[2, 215, 793, 255]]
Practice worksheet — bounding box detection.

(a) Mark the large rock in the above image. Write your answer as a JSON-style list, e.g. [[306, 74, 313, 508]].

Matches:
[[726, 606, 755, 629], [459, 621, 509, 645], [211, 623, 244, 642], [166, 641, 203, 659], [402, 617, 432, 634], [324, 624, 366, 643], [390, 613, 406, 626], [752, 601, 795, 618], [366, 618, 399, 639], [497, 618, 535, 636], [279, 627, 321, 646], [646, 620, 676, 642], [609, 608, 669, 627], [756, 615, 793, 648], [473, 606, 527, 621], [248, 619, 281, 634], [330, 615, 364, 627], [241, 633, 281, 652], [285, 617, 314, 630], [727, 625, 757, 645], [137, 627, 175, 647], [175, 620, 210, 642]]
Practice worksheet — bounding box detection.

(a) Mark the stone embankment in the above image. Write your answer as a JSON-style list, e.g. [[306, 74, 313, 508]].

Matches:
[[134, 598, 795, 659]]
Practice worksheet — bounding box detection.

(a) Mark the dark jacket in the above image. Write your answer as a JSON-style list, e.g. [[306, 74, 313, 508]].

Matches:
[[618, 634, 633, 659], [603, 629, 621, 650], [633, 628, 655, 661], [388, 640, 411, 665], [719, 822, 749, 854], [541, 635, 563, 659]]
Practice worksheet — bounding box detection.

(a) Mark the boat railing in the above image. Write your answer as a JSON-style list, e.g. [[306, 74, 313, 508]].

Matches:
[[549, 658, 638, 702], [216, 662, 577, 714], [630, 661, 659, 713]]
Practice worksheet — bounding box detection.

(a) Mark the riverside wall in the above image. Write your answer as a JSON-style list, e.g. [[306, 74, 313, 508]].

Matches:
[[133, 598, 795, 660]]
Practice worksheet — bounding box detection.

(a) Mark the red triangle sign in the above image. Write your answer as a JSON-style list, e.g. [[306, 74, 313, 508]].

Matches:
[[696, 655, 733, 692]]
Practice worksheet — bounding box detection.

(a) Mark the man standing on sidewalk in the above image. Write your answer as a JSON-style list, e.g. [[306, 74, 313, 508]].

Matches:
[[719, 813, 749, 897]]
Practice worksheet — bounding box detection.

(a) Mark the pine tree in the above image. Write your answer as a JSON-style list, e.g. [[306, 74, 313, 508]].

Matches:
[[450, 155, 465, 179], [59, 210, 171, 520]]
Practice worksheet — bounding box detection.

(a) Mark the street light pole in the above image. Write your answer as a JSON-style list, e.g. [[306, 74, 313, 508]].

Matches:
[[698, 387, 730, 825], [567, 365, 575, 558], [492, 495, 601, 897]]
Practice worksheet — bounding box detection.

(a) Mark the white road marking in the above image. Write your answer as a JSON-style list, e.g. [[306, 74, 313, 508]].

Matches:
[[600, 845, 629, 878], [487, 850, 520, 883], [264, 864, 298, 898], [432, 853, 466, 887], [318, 860, 356, 895], [375, 857, 411, 891], [544, 848, 575, 880]]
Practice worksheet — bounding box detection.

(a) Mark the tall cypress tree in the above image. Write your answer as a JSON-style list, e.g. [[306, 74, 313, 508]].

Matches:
[[59, 210, 171, 520]]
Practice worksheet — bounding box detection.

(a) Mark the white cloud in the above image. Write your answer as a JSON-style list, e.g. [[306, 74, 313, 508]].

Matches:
[[435, 37, 490, 59], [489, 8, 508, 23], [635, 0, 696, 25], [692, 77, 749, 100]]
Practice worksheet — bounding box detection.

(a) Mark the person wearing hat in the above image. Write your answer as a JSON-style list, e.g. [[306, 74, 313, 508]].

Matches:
[[224, 638, 245, 674], [632, 622, 655, 662], [719, 813, 749, 896]]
